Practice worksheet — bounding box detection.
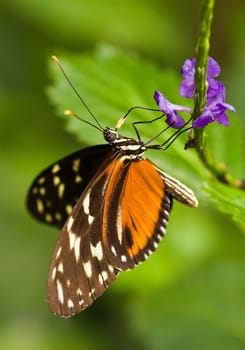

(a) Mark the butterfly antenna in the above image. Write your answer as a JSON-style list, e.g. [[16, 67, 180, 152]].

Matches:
[[52, 55, 104, 131], [64, 110, 103, 132]]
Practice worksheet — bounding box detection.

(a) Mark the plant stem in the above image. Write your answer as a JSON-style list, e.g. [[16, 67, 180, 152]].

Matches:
[[193, 0, 244, 188]]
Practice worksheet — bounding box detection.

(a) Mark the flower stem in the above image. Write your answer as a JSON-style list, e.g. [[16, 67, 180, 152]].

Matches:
[[193, 0, 244, 188]]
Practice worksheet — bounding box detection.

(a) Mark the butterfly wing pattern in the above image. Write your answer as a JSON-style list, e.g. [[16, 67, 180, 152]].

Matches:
[[27, 145, 114, 228], [27, 127, 198, 317]]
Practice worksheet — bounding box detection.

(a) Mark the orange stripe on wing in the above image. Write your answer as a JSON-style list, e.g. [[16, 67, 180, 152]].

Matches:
[[121, 159, 165, 258]]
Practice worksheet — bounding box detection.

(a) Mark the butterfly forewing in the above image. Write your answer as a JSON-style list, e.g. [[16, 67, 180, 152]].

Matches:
[[101, 158, 173, 269], [27, 145, 115, 228]]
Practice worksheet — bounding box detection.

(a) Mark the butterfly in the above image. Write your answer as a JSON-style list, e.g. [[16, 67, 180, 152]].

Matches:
[[27, 57, 198, 317]]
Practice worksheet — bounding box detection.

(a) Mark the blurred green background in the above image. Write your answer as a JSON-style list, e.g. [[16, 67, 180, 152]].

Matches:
[[0, 1, 244, 349]]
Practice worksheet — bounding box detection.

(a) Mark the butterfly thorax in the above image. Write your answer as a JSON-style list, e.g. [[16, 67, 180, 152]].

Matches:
[[103, 127, 146, 159]]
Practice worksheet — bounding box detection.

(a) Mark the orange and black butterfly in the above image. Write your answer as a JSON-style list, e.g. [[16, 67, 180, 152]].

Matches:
[[27, 57, 198, 318]]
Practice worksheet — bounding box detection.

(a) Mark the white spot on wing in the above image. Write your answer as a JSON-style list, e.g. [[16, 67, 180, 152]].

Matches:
[[69, 231, 76, 250], [76, 288, 82, 296], [121, 255, 127, 262], [67, 216, 74, 232], [66, 204, 73, 215], [111, 245, 117, 256], [45, 213, 52, 222], [83, 261, 92, 278], [88, 215, 94, 225], [56, 246, 62, 259], [74, 236, 81, 263], [153, 241, 158, 249], [83, 190, 91, 214], [162, 218, 168, 226], [101, 270, 108, 281], [98, 274, 103, 285], [159, 226, 165, 233], [156, 233, 162, 241], [57, 262, 64, 273], [69, 230, 81, 263], [82, 190, 95, 225], [52, 164, 60, 173], [72, 158, 80, 172], [51, 267, 57, 280], [36, 199, 44, 214], [39, 187, 46, 196], [108, 264, 114, 273], [58, 183, 65, 199], [37, 177, 45, 184], [68, 299, 74, 309], [53, 176, 60, 186], [75, 175, 82, 183], [90, 241, 103, 261], [56, 280, 64, 304]]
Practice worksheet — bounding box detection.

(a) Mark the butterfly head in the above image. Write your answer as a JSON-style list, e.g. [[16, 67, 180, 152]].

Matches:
[[103, 127, 146, 158], [103, 127, 118, 143]]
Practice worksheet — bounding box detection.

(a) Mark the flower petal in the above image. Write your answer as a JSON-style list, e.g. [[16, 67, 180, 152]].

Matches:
[[154, 91, 191, 113], [179, 56, 221, 99], [154, 91, 188, 128], [165, 112, 185, 129], [192, 110, 214, 128], [207, 57, 221, 79], [215, 112, 230, 126], [179, 58, 196, 98]]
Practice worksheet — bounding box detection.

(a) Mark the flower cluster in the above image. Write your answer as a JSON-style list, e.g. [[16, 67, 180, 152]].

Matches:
[[154, 57, 235, 129]]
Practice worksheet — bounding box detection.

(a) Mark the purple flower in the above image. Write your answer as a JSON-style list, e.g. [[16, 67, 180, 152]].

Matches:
[[179, 57, 221, 98], [154, 91, 191, 129], [192, 82, 235, 128], [154, 56, 235, 130]]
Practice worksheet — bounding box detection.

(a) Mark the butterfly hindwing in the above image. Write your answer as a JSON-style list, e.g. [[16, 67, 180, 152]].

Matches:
[[27, 145, 115, 228], [47, 151, 122, 316]]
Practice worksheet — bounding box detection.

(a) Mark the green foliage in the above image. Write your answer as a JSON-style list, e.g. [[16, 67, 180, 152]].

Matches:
[[205, 181, 245, 229], [1, 1, 244, 349], [127, 260, 245, 350]]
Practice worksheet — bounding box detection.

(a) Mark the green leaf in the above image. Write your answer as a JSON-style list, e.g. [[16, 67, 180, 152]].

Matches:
[[204, 180, 245, 230]]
